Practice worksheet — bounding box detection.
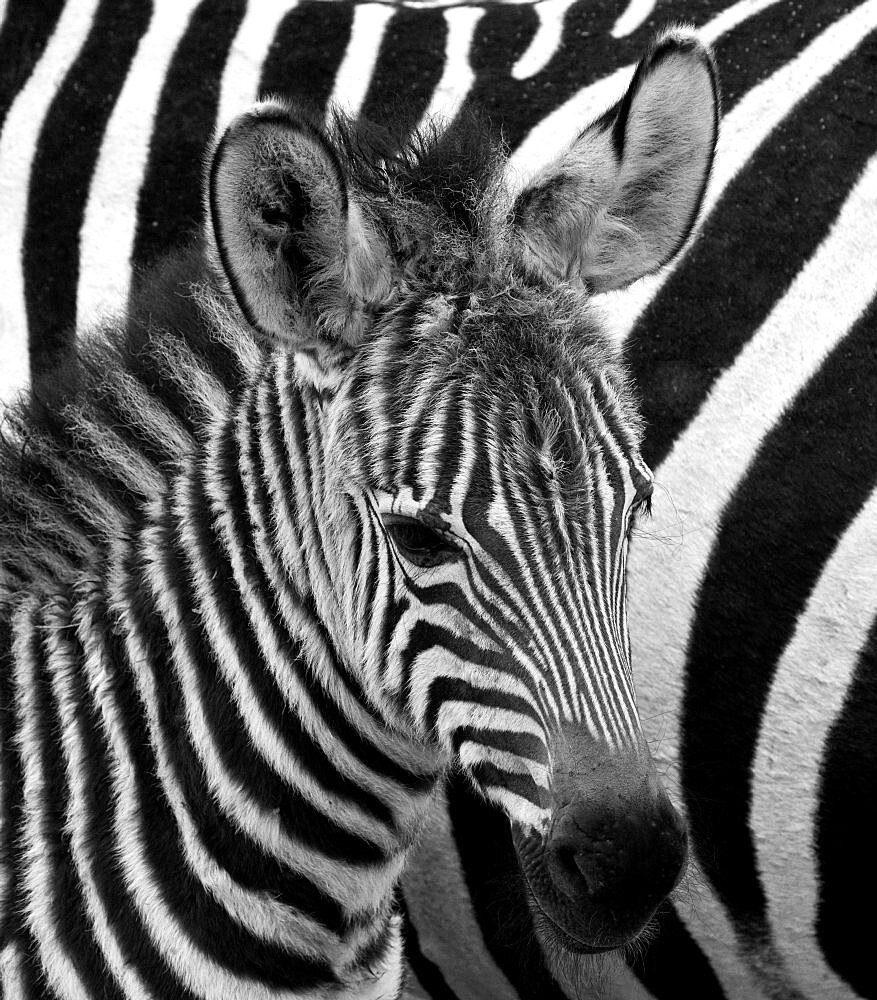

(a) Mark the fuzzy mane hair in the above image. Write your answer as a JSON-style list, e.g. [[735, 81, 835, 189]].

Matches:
[[0, 110, 510, 607], [331, 106, 503, 234]]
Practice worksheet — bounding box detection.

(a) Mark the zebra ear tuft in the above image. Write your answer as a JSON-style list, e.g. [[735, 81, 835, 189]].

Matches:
[[206, 99, 393, 349], [513, 27, 719, 292]]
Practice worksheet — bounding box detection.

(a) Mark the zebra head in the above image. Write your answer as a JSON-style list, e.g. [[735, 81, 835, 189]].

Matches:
[[207, 27, 718, 957]]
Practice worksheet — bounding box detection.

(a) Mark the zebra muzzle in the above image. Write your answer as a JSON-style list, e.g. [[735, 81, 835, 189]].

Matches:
[[513, 773, 688, 952]]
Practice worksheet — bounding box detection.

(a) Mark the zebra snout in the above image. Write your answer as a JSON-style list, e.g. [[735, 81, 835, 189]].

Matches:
[[551, 787, 686, 903], [543, 787, 688, 947], [516, 784, 688, 952]]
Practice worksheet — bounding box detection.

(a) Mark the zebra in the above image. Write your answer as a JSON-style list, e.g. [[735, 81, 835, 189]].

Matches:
[[1, 2, 874, 999], [0, 26, 719, 1000]]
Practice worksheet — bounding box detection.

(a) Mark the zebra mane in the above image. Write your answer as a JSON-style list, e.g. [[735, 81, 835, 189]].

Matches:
[[0, 246, 259, 606], [0, 104, 635, 608], [330, 105, 502, 235]]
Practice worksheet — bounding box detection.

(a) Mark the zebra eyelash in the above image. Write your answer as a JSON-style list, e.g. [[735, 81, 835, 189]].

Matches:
[[364, 498, 461, 576], [381, 514, 462, 569], [633, 494, 653, 519]]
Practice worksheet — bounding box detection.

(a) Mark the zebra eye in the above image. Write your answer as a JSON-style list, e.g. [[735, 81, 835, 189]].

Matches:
[[384, 517, 459, 568]]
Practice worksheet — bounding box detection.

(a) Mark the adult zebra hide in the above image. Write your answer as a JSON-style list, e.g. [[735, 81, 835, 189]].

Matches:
[[0, 2, 875, 1000]]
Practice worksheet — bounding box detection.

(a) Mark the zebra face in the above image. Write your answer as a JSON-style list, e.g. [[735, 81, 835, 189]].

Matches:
[[332, 303, 690, 953], [336, 300, 653, 804], [207, 25, 717, 957]]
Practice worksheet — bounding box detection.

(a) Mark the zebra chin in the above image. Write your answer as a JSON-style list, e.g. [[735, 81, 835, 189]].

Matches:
[[509, 756, 689, 955]]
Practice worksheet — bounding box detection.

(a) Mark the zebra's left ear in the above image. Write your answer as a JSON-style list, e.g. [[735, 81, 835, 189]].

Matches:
[[513, 27, 719, 292], [206, 100, 393, 349]]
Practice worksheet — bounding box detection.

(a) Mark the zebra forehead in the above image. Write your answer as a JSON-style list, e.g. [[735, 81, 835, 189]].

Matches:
[[337, 293, 645, 515], [353, 281, 638, 412]]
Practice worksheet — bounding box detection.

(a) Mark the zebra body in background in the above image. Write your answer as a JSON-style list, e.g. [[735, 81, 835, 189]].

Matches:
[[0, 2, 875, 999], [0, 27, 719, 999]]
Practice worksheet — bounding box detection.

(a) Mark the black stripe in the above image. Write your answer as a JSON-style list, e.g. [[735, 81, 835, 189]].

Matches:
[[99, 571, 337, 986], [707, 0, 865, 109], [410, 569, 539, 669], [630, 902, 728, 1000], [464, 0, 862, 156], [0, 619, 46, 999], [466, 761, 544, 808], [681, 298, 877, 933], [23, 605, 126, 997], [24, 0, 153, 379], [492, 449, 579, 712], [117, 527, 348, 934], [815, 611, 877, 997], [446, 775, 570, 1000], [422, 671, 539, 741], [247, 387, 398, 825], [264, 380, 434, 793], [451, 725, 544, 765], [397, 893, 462, 1000], [360, 8, 448, 135], [0, 0, 66, 132], [259, 1, 354, 114], [0, 619, 15, 946], [2, 940, 47, 1000], [631, 33, 877, 470], [65, 596, 204, 998], [461, 2, 573, 154], [179, 449, 387, 867], [131, 0, 246, 274]]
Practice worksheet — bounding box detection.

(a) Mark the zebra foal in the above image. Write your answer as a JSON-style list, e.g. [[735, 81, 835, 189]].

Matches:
[[0, 28, 717, 1000]]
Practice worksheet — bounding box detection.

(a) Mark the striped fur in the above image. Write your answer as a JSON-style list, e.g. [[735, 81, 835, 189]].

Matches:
[[1, 3, 875, 1000], [0, 248, 439, 997], [0, 33, 717, 997]]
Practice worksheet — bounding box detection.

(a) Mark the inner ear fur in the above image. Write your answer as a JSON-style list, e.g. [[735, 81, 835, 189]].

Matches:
[[514, 27, 719, 293], [206, 99, 392, 347]]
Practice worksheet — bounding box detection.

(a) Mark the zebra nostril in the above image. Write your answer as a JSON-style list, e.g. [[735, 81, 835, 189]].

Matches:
[[550, 844, 588, 899], [551, 844, 612, 901]]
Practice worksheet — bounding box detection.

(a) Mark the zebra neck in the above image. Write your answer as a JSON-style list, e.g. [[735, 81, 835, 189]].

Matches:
[[7, 585, 429, 996], [90, 368, 441, 965], [3, 344, 445, 990]]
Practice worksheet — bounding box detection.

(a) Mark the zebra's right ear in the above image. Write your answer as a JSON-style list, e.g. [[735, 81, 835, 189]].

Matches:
[[206, 100, 392, 350], [513, 28, 719, 292]]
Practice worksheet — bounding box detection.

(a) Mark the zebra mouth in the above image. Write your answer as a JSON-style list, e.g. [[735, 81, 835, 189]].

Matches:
[[510, 810, 682, 955], [520, 876, 619, 955], [511, 823, 629, 954]]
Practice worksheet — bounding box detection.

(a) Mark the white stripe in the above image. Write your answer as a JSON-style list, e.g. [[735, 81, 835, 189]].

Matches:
[[0, 0, 8, 34], [597, 968, 660, 1000], [610, 0, 657, 38], [216, 0, 298, 131], [609, 0, 877, 341], [106, 540, 349, 965], [77, 595, 313, 1000], [510, 0, 785, 181], [76, 0, 202, 333], [140, 500, 402, 913], [402, 784, 522, 1000], [327, 3, 395, 117], [629, 152, 877, 1000], [12, 600, 91, 1000], [0, 0, 101, 407], [511, 0, 574, 79], [187, 432, 396, 849], [375, 0, 533, 5], [696, 0, 784, 44], [47, 604, 157, 999], [0, 942, 29, 999], [752, 488, 877, 1000], [417, 6, 484, 128], [457, 743, 551, 790]]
